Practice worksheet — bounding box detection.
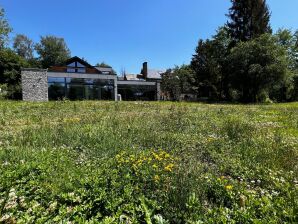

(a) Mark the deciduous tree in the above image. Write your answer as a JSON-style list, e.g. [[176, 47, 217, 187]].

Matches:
[[13, 34, 34, 60], [227, 34, 289, 102], [0, 7, 12, 48], [35, 35, 71, 68]]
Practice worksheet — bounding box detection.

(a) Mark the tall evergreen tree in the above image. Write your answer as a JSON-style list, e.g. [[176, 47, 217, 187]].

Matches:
[[227, 0, 271, 43]]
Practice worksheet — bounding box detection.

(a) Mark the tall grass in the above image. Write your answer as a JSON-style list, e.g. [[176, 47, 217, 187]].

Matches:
[[0, 101, 297, 223]]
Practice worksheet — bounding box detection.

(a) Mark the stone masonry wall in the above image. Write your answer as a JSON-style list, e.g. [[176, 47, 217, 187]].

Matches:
[[21, 69, 48, 102]]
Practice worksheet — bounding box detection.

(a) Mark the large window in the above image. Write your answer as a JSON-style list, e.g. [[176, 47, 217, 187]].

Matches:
[[118, 85, 156, 101], [48, 77, 114, 100], [66, 61, 86, 73]]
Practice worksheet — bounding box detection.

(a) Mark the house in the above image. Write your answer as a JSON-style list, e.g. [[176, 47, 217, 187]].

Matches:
[[116, 62, 165, 101], [21, 57, 162, 102], [138, 62, 166, 81]]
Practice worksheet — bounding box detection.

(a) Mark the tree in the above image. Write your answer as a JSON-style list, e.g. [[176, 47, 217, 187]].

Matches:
[[161, 65, 196, 101], [227, 0, 271, 43], [35, 35, 71, 68], [191, 27, 231, 100], [0, 7, 12, 49], [227, 34, 289, 102], [274, 29, 298, 101], [13, 34, 34, 60], [96, 62, 112, 68], [0, 49, 27, 99], [275, 29, 298, 71]]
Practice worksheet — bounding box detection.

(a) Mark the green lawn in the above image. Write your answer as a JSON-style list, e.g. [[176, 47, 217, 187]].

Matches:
[[0, 101, 297, 223]]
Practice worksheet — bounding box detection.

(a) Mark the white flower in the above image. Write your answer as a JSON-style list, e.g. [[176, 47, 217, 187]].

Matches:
[[0, 214, 11, 222]]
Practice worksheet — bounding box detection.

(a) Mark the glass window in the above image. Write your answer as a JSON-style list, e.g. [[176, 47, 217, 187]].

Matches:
[[67, 68, 76, 73], [67, 62, 76, 67], [76, 62, 85, 68], [48, 83, 66, 100], [77, 68, 86, 73], [48, 77, 65, 83]]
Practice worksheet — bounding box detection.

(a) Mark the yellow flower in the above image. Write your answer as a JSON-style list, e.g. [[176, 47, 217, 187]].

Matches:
[[164, 163, 174, 172], [154, 175, 160, 183], [153, 164, 158, 169], [153, 152, 162, 161], [225, 185, 233, 190]]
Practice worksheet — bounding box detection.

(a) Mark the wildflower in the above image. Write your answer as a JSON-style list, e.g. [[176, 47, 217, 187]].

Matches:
[[154, 175, 160, 183], [153, 152, 162, 161], [152, 164, 158, 169], [225, 185, 233, 190], [164, 153, 170, 158], [4, 201, 17, 210], [48, 201, 57, 212], [0, 214, 11, 222], [164, 163, 174, 172]]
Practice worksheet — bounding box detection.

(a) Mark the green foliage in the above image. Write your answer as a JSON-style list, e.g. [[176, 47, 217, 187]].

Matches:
[[35, 35, 71, 68], [95, 62, 112, 68], [161, 65, 196, 101], [13, 34, 34, 60], [0, 7, 12, 49], [0, 101, 297, 222], [227, 0, 271, 43], [0, 83, 7, 99], [227, 34, 289, 102], [0, 49, 27, 99], [191, 27, 231, 100]]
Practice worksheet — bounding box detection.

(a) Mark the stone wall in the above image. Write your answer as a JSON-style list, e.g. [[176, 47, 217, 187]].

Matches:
[[21, 69, 48, 102]]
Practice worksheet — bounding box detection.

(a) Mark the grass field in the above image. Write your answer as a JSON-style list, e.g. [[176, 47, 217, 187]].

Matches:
[[0, 101, 297, 223]]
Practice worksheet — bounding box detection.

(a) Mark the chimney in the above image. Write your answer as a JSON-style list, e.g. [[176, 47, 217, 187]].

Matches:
[[142, 62, 148, 79]]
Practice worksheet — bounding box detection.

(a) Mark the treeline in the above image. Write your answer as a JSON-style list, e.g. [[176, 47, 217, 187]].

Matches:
[[162, 0, 298, 103], [0, 7, 71, 99]]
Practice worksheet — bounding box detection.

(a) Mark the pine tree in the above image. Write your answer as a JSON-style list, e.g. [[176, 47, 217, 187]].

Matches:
[[227, 0, 271, 43]]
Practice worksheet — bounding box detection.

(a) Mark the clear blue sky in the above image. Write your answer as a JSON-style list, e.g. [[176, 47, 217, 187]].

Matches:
[[1, 0, 298, 74]]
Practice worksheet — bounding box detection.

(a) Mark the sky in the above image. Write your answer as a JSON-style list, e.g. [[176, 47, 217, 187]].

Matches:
[[1, 0, 298, 74]]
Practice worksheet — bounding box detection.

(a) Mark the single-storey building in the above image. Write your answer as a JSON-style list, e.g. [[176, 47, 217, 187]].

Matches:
[[21, 57, 162, 102]]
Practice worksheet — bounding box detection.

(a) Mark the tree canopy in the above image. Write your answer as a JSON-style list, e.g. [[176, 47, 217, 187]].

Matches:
[[0, 7, 12, 49], [0, 48, 27, 99], [227, 34, 289, 102], [35, 35, 71, 68], [227, 0, 271, 43], [13, 34, 34, 60], [96, 62, 112, 68]]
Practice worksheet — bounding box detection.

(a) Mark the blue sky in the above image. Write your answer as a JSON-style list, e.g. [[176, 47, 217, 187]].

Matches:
[[1, 0, 298, 74]]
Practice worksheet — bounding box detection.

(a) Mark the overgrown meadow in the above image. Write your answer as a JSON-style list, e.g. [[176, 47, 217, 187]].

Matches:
[[0, 101, 297, 223]]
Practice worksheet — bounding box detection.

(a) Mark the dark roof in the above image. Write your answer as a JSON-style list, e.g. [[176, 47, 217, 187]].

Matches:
[[95, 67, 114, 73], [65, 56, 93, 68], [147, 69, 166, 79]]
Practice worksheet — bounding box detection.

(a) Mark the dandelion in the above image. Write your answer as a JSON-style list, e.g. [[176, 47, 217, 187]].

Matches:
[[164, 153, 170, 158], [154, 175, 160, 183], [225, 185, 233, 190], [153, 152, 162, 161], [164, 163, 174, 172]]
